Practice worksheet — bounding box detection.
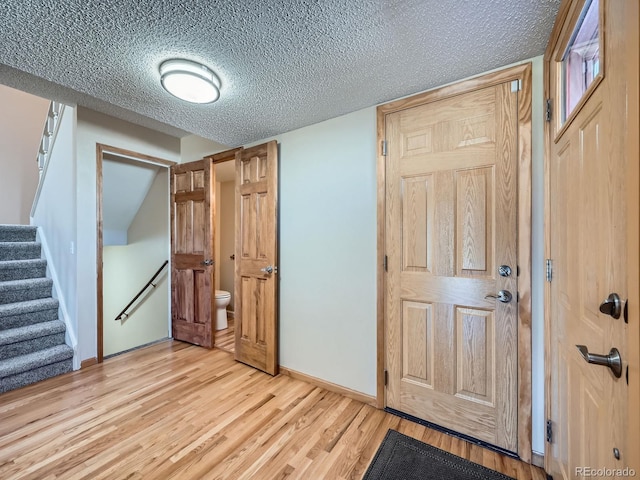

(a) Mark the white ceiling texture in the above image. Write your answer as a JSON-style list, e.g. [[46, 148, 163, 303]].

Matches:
[[0, 0, 560, 147]]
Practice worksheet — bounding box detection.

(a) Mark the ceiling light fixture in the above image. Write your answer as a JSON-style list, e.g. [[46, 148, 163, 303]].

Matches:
[[159, 59, 221, 104]]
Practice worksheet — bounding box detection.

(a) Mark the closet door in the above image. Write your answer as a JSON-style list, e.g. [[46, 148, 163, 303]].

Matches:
[[234, 141, 279, 375]]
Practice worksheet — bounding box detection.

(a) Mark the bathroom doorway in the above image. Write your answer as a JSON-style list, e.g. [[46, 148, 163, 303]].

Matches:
[[206, 147, 241, 354], [213, 157, 236, 353]]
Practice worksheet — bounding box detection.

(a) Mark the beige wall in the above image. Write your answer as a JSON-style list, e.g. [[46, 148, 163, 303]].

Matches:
[[0, 85, 50, 224], [180, 134, 228, 163], [215, 182, 221, 291], [213, 180, 235, 307], [103, 169, 169, 356]]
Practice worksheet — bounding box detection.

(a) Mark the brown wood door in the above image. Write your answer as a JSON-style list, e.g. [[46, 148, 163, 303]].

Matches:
[[385, 80, 520, 451], [170, 159, 214, 348], [545, 0, 633, 474], [234, 141, 279, 375]]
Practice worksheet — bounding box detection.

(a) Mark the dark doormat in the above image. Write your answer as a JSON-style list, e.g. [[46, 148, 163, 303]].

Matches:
[[363, 430, 515, 480]]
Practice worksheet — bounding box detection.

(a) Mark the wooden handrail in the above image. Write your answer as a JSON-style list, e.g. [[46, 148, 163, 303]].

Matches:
[[115, 260, 168, 321]]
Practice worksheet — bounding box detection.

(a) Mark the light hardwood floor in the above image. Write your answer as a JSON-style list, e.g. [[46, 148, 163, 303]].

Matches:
[[215, 317, 235, 353], [0, 341, 546, 479]]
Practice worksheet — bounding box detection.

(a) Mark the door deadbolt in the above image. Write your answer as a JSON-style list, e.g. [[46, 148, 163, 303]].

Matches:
[[498, 265, 512, 277], [599, 293, 622, 319]]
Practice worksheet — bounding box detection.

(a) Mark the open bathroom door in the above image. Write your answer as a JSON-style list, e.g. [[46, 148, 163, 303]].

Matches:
[[234, 141, 279, 375], [170, 159, 215, 348]]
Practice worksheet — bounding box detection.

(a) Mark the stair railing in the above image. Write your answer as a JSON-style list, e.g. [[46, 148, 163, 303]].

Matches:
[[115, 260, 169, 321], [31, 101, 66, 217]]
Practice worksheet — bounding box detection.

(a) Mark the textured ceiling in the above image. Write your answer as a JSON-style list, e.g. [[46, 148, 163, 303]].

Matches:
[[0, 0, 560, 146]]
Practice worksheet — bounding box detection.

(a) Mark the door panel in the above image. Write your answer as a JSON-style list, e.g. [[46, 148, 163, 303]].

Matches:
[[170, 159, 214, 348], [385, 81, 519, 451], [545, 0, 632, 475], [548, 87, 626, 476], [234, 141, 279, 375]]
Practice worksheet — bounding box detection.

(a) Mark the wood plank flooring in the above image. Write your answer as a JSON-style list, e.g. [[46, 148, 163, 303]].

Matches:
[[0, 341, 546, 479], [215, 317, 235, 353]]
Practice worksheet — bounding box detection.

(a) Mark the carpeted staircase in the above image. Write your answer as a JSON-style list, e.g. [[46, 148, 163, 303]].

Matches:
[[0, 225, 73, 394]]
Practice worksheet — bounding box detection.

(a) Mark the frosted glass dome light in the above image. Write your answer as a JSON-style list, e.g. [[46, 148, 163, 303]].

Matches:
[[159, 59, 221, 104]]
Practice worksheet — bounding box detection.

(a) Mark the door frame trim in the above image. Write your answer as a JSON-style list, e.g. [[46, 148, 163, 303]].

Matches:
[[376, 63, 533, 461], [96, 143, 176, 363]]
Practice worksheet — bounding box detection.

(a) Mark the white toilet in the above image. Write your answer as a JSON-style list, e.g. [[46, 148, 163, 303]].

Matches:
[[214, 290, 231, 330]]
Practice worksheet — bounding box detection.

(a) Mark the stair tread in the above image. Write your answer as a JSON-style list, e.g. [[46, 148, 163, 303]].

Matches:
[[0, 298, 59, 316], [0, 241, 41, 247], [0, 344, 73, 378], [0, 259, 47, 268], [0, 277, 52, 289], [0, 225, 38, 243], [0, 320, 65, 346], [0, 225, 37, 231]]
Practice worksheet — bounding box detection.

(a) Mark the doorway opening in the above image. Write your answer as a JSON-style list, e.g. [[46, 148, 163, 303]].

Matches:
[[213, 158, 236, 353], [96, 144, 176, 362]]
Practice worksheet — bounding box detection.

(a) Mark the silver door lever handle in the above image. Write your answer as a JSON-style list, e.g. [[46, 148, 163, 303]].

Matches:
[[484, 290, 512, 303], [576, 345, 623, 378]]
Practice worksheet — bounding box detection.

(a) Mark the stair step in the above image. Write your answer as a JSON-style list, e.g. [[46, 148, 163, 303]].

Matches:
[[0, 344, 73, 393], [0, 225, 37, 243], [0, 259, 47, 281], [0, 278, 53, 305], [0, 298, 59, 330], [0, 242, 42, 261], [0, 320, 66, 360]]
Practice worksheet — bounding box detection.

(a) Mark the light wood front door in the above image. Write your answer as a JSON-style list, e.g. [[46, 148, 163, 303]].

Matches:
[[170, 159, 214, 348], [545, 0, 635, 474], [384, 78, 522, 452], [234, 141, 279, 375]]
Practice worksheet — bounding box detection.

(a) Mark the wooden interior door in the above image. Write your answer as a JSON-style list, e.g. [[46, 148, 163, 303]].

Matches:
[[234, 141, 279, 375], [385, 79, 520, 452], [545, 0, 633, 474], [170, 159, 214, 348]]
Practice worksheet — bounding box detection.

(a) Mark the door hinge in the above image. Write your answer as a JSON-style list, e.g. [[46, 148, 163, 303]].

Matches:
[[384, 369, 388, 386], [546, 419, 553, 443], [384, 255, 388, 272], [381, 140, 388, 156], [511, 79, 522, 92], [627, 365, 629, 385], [546, 99, 552, 122], [546, 259, 553, 282]]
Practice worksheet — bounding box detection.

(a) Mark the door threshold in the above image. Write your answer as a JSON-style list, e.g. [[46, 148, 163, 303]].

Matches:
[[384, 407, 519, 460]]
